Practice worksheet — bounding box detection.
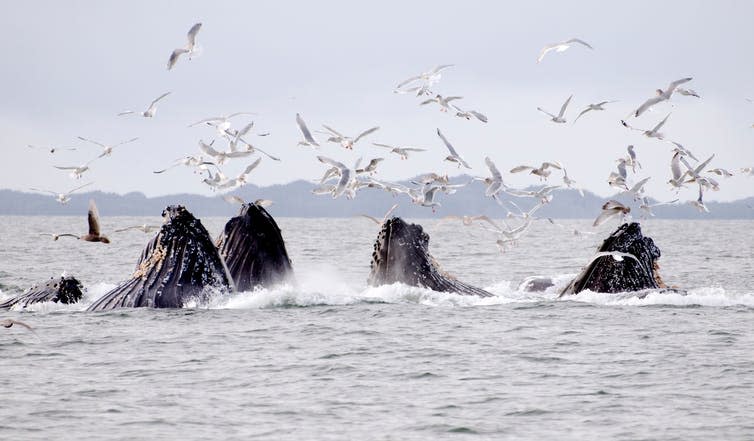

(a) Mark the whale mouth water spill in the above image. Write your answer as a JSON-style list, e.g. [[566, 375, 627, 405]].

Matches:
[[1, 217, 753, 440]]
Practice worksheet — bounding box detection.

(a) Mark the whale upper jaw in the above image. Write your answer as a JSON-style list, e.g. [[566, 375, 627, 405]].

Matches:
[[369, 217, 492, 297], [216, 202, 294, 291]]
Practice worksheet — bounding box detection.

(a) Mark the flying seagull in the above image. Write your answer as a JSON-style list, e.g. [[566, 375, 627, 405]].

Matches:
[[537, 95, 572, 123], [168, 23, 202, 70], [117, 92, 171, 117], [537, 38, 593, 63], [437, 129, 471, 169]]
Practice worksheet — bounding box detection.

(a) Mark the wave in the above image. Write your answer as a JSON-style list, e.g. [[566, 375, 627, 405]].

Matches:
[[3, 273, 753, 312]]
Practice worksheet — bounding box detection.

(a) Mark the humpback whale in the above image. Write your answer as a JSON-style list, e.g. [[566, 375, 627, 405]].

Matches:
[[560, 222, 668, 296], [216, 201, 293, 291], [368, 217, 492, 297], [88, 205, 234, 311], [0, 275, 84, 309]]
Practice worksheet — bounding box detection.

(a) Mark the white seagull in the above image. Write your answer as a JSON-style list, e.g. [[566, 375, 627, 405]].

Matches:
[[296, 113, 320, 147], [632, 77, 692, 117], [167, 23, 202, 70], [395, 64, 454, 90], [117, 92, 171, 117], [573, 100, 617, 123], [29, 182, 93, 204], [372, 143, 427, 160], [537, 95, 572, 123], [437, 129, 471, 169], [321, 125, 380, 150], [537, 38, 593, 63], [78, 136, 139, 158]]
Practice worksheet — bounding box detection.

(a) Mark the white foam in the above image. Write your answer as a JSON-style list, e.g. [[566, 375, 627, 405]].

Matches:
[[564, 286, 754, 307]]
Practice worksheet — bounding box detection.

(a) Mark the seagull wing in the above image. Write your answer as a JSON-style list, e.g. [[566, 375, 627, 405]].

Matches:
[[77, 136, 106, 148], [470, 110, 488, 122], [240, 158, 262, 177], [117, 110, 135, 116], [430, 64, 454, 74], [666, 77, 693, 95], [510, 165, 534, 173], [296, 113, 319, 145], [573, 107, 591, 123], [114, 137, 139, 147], [372, 143, 394, 150], [67, 182, 93, 195], [359, 214, 381, 224], [353, 126, 380, 144], [537, 44, 556, 63], [593, 209, 618, 227], [88, 199, 101, 236], [186, 22, 202, 47], [485, 157, 502, 180], [634, 95, 664, 117], [558, 95, 573, 118], [396, 75, 422, 89], [437, 128, 459, 157], [146, 92, 171, 112], [167, 48, 188, 70], [651, 113, 671, 132], [566, 38, 594, 49], [322, 124, 344, 138], [317, 155, 347, 171], [537, 107, 557, 119]]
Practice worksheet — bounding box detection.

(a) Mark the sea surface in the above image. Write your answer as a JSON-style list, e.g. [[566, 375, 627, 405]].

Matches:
[[1, 216, 753, 440]]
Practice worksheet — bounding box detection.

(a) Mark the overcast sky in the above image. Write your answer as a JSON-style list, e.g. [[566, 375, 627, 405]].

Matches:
[[2, 0, 753, 203]]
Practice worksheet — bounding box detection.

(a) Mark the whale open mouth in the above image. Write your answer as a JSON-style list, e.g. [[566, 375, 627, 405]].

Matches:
[[216, 202, 293, 291], [369, 217, 492, 297], [561, 222, 667, 296], [88, 205, 233, 310]]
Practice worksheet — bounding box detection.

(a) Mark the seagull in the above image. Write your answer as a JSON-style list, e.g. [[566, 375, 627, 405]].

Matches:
[[420, 94, 463, 112], [537, 95, 572, 123], [153, 155, 211, 174], [29, 182, 92, 204], [688, 184, 709, 213], [707, 168, 734, 178], [188, 112, 257, 137], [593, 200, 631, 227], [451, 104, 488, 122], [27, 144, 76, 154], [296, 113, 320, 147], [316, 156, 352, 198], [562, 168, 584, 196], [437, 129, 471, 169], [167, 22, 202, 70], [54, 158, 97, 179], [114, 224, 161, 234], [81, 200, 110, 243], [620, 177, 651, 200], [198, 139, 252, 165], [632, 77, 692, 117], [475, 157, 506, 198], [1, 318, 35, 333], [78, 136, 139, 158], [440, 215, 504, 232], [537, 38, 593, 63], [355, 158, 384, 175], [505, 185, 560, 204], [395, 64, 454, 90], [39, 233, 80, 241], [573, 101, 617, 123], [625, 145, 641, 172], [668, 151, 686, 189], [740, 167, 754, 176], [676, 88, 700, 98], [205, 158, 262, 190], [372, 143, 426, 160], [408, 185, 442, 211], [117, 92, 171, 117], [321, 125, 380, 150], [640, 197, 678, 217], [510, 161, 562, 180], [621, 113, 670, 140], [668, 141, 699, 162], [359, 204, 399, 226]]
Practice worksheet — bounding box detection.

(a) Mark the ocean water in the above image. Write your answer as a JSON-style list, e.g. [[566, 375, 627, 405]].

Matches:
[[1, 216, 753, 440]]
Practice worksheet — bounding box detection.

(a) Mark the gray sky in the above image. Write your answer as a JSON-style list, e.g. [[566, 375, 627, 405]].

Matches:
[[2, 0, 753, 202]]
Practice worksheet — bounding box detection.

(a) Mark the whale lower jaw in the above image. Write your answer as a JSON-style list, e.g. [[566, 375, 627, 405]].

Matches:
[[368, 217, 492, 297]]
